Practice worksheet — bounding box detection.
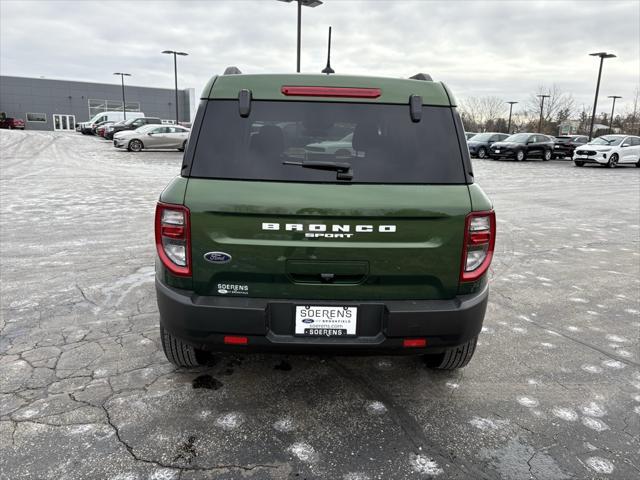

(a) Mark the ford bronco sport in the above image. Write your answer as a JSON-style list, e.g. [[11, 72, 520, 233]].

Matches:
[[155, 69, 495, 369]]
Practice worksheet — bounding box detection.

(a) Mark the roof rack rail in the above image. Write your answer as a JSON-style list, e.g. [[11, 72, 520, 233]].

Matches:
[[410, 73, 433, 81], [223, 66, 242, 75]]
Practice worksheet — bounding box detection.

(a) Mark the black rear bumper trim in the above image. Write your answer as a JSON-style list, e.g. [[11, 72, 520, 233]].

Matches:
[[156, 278, 489, 353]]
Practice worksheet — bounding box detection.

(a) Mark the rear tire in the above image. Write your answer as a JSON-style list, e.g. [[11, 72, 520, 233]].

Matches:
[[574, 161, 585, 167], [423, 336, 478, 370], [477, 147, 487, 159], [160, 325, 200, 367], [543, 149, 552, 161], [128, 139, 143, 152]]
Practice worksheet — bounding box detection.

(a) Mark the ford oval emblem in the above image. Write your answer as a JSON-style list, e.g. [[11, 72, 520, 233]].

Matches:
[[204, 252, 232, 264], [302, 318, 314, 324]]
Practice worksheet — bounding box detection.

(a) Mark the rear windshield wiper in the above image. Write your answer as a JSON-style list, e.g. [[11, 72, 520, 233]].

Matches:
[[283, 160, 353, 180]]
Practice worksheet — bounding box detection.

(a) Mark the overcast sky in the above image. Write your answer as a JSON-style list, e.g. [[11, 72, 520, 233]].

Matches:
[[1, 0, 639, 115]]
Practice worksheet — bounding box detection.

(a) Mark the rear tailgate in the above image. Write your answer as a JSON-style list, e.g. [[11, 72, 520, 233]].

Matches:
[[186, 179, 470, 301]]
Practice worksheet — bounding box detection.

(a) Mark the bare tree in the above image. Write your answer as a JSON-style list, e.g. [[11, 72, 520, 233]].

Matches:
[[622, 86, 640, 134], [459, 96, 508, 131], [525, 84, 576, 133]]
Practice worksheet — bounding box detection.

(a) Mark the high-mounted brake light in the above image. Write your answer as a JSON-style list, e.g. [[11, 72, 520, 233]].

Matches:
[[460, 211, 496, 282], [281, 86, 381, 98], [155, 202, 191, 277]]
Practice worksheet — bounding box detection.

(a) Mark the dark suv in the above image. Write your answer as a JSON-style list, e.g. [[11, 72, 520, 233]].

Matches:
[[552, 135, 588, 159], [155, 70, 495, 370], [467, 132, 510, 159], [105, 117, 162, 140], [489, 133, 554, 161]]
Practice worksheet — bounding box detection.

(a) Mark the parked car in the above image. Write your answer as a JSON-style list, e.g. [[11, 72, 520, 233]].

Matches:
[[467, 132, 510, 159], [0, 117, 25, 129], [304, 133, 355, 158], [465, 132, 477, 140], [489, 133, 554, 161], [573, 135, 640, 168], [154, 69, 494, 370], [105, 117, 162, 140], [113, 124, 190, 152], [552, 135, 588, 159], [79, 111, 145, 134], [95, 121, 115, 137]]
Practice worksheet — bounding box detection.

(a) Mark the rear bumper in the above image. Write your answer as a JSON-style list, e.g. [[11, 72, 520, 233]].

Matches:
[[156, 278, 489, 354], [553, 146, 574, 156]]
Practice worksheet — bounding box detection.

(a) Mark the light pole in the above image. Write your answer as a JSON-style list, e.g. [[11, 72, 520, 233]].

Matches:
[[113, 73, 131, 120], [536, 94, 550, 133], [278, 0, 323, 73], [162, 50, 189, 124], [588, 52, 616, 140], [607, 95, 622, 134], [506, 101, 518, 134]]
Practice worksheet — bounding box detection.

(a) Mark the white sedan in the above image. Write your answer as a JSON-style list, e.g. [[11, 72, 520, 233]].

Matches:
[[113, 125, 190, 152], [573, 134, 640, 168]]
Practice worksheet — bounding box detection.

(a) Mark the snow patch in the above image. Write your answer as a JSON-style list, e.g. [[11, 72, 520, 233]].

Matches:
[[366, 400, 388, 415], [288, 442, 318, 463], [215, 412, 245, 430], [517, 396, 539, 408], [409, 454, 443, 476], [602, 359, 625, 369], [585, 457, 614, 474], [582, 417, 609, 432], [551, 407, 578, 422], [469, 416, 509, 431], [581, 364, 602, 374], [581, 402, 606, 417], [149, 469, 178, 480], [274, 417, 296, 432], [605, 334, 628, 343]]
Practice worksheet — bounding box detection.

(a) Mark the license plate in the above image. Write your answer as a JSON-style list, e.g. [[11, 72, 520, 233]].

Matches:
[[295, 305, 357, 336], [494, 149, 500, 153]]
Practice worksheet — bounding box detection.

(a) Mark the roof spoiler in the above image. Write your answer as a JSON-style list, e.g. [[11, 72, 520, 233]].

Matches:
[[410, 73, 433, 81], [223, 66, 242, 75]]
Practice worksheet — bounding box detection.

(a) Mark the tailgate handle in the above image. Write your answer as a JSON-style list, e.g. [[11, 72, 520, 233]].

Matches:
[[286, 260, 369, 285]]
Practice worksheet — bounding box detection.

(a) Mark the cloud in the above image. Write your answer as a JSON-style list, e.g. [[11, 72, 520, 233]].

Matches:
[[1, 0, 638, 114]]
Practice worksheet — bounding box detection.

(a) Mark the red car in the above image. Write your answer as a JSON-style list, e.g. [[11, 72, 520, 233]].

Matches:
[[0, 117, 25, 129]]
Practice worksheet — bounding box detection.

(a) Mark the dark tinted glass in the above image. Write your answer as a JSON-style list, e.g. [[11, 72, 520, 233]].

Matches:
[[190, 100, 466, 184]]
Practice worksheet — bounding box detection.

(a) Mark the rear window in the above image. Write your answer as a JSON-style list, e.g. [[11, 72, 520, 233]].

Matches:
[[190, 100, 466, 184]]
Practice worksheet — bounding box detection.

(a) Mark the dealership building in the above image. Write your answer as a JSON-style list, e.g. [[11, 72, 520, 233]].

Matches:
[[0, 75, 195, 131]]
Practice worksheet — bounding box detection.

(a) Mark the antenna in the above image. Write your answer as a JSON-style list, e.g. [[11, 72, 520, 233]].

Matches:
[[321, 26, 335, 74]]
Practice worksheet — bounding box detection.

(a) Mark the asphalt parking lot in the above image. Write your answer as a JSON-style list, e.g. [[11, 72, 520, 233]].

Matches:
[[1, 130, 639, 480]]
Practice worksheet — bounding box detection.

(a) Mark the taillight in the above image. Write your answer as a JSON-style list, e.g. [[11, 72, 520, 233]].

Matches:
[[281, 86, 382, 98], [155, 202, 191, 276], [460, 210, 496, 282]]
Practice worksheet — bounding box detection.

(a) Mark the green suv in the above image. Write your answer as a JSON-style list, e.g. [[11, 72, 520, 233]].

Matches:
[[155, 70, 495, 369]]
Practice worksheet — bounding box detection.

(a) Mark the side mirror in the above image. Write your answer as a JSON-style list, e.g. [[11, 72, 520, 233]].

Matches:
[[622, 143, 630, 147], [147, 132, 154, 136]]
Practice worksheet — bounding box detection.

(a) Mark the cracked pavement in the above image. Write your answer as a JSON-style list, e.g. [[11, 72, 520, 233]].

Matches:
[[1, 130, 639, 479]]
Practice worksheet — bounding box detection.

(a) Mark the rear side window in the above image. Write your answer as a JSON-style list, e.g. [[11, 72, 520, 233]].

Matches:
[[190, 100, 466, 184]]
